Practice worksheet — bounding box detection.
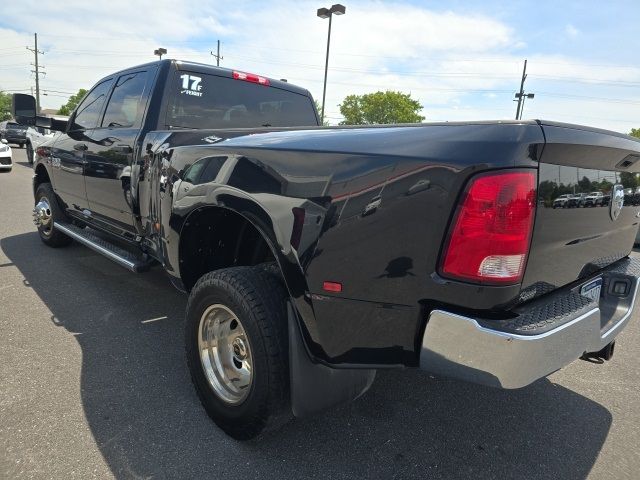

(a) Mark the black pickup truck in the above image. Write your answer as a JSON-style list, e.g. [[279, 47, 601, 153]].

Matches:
[[13, 59, 640, 440]]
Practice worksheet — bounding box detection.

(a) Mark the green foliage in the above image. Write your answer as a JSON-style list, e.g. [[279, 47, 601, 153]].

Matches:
[[57, 88, 88, 116], [578, 175, 592, 192], [314, 99, 329, 126], [339, 91, 424, 125], [619, 172, 639, 189], [630, 128, 640, 139], [0, 91, 12, 121]]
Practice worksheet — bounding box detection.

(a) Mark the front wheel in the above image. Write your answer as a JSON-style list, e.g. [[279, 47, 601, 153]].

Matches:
[[185, 265, 290, 440], [34, 183, 72, 247], [26, 142, 34, 164]]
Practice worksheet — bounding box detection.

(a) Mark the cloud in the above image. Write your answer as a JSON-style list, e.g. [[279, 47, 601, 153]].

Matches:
[[565, 24, 580, 38]]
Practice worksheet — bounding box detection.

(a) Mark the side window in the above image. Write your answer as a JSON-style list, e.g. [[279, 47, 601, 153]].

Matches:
[[182, 156, 226, 185], [72, 79, 114, 131], [102, 71, 149, 128]]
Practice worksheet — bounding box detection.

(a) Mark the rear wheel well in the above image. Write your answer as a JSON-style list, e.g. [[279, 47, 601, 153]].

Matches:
[[179, 207, 276, 291], [34, 164, 51, 192]]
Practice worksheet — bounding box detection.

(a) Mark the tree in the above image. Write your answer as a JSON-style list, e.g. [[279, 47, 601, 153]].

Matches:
[[339, 91, 424, 125], [630, 128, 640, 139], [58, 88, 88, 115], [0, 91, 12, 121], [314, 99, 329, 126], [619, 172, 638, 189]]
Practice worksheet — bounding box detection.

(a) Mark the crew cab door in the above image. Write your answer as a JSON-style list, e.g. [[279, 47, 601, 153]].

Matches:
[[83, 69, 153, 230], [51, 78, 114, 211]]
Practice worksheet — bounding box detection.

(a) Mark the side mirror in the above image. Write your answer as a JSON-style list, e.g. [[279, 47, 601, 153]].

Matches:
[[0, 139, 8, 145], [11, 93, 68, 133], [12, 94, 37, 125]]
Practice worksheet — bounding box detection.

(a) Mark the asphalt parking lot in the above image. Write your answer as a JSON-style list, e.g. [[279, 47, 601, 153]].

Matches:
[[1, 146, 639, 479]]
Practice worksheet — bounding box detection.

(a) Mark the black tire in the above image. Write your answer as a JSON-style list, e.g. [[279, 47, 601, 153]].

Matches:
[[34, 183, 72, 247], [26, 142, 34, 165], [185, 264, 289, 440]]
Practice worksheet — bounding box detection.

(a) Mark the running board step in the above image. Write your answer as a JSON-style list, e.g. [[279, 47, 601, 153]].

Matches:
[[53, 222, 153, 273]]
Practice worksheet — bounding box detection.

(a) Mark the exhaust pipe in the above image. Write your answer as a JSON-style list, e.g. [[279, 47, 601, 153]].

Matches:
[[581, 341, 615, 364]]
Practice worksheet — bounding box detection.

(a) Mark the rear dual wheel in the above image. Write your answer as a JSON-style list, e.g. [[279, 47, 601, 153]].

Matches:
[[185, 265, 290, 440]]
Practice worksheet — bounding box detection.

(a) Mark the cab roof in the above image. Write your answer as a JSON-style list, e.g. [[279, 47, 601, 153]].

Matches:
[[105, 58, 312, 97]]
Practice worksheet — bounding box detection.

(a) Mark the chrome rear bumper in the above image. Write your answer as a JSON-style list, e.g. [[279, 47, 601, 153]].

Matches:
[[420, 257, 640, 389]]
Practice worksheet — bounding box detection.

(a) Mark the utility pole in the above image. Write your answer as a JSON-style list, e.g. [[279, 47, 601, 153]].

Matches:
[[211, 40, 223, 66], [26, 33, 44, 113], [515, 59, 527, 120], [514, 59, 535, 120]]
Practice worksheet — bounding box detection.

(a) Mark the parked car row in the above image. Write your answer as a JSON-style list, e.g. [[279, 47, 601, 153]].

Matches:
[[552, 191, 609, 208]]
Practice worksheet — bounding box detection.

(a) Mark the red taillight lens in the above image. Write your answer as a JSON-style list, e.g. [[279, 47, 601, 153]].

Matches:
[[440, 170, 537, 284], [232, 70, 270, 86]]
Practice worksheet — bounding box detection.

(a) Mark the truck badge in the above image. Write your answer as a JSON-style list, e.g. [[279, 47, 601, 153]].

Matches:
[[610, 184, 624, 221]]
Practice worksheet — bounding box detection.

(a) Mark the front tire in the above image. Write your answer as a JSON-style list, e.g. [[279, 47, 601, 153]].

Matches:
[[26, 142, 34, 164], [34, 183, 72, 247], [185, 265, 289, 440]]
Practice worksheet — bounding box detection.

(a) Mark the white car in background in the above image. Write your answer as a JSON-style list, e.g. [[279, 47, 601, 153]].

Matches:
[[26, 126, 59, 165], [0, 139, 12, 172], [26, 115, 68, 164]]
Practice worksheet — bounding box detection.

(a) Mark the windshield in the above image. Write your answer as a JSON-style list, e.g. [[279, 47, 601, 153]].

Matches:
[[7, 123, 24, 130], [166, 72, 318, 129]]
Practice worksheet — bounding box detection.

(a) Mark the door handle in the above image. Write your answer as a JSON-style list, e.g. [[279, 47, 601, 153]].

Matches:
[[74, 143, 88, 151], [113, 145, 133, 154]]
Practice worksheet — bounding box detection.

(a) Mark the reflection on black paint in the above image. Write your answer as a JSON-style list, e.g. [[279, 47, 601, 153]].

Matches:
[[228, 157, 283, 194], [377, 257, 416, 279]]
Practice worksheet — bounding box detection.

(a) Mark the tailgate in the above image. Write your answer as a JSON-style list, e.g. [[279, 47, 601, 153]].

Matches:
[[522, 122, 640, 299]]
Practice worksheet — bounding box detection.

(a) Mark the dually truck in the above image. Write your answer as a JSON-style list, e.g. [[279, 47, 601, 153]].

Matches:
[[12, 59, 640, 440]]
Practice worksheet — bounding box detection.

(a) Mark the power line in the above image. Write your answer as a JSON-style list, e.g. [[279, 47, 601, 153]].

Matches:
[[23, 32, 640, 72]]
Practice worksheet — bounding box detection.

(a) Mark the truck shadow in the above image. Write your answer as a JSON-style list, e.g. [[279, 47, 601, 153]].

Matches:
[[2, 232, 611, 480]]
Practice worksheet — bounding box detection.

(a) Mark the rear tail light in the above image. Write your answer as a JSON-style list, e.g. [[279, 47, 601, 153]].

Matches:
[[232, 70, 270, 86], [440, 170, 537, 284]]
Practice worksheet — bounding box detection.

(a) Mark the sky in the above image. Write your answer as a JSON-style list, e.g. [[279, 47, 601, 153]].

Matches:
[[0, 0, 638, 132]]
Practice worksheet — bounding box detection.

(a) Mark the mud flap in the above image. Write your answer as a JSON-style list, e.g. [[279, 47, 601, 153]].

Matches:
[[288, 302, 376, 418]]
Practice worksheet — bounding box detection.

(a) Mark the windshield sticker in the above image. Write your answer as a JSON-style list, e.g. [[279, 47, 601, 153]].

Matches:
[[180, 74, 203, 97]]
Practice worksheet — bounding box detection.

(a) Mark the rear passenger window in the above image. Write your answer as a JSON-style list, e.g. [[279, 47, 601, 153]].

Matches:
[[102, 71, 149, 128], [71, 79, 113, 131]]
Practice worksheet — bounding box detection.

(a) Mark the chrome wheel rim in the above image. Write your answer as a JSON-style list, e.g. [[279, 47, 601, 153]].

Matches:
[[198, 304, 253, 404], [33, 197, 52, 235]]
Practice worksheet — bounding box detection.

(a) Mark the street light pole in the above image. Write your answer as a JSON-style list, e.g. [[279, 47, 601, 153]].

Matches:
[[321, 13, 332, 125], [317, 4, 346, 124]]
